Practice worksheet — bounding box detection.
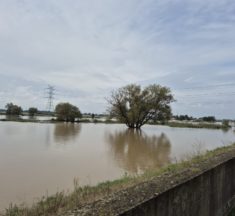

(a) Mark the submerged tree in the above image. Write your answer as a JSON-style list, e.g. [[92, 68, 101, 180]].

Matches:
[[107, 84, 174, 129], [55, 102, 82, 122], [5, 103, 22, 116], [28, 107, 38, 116]]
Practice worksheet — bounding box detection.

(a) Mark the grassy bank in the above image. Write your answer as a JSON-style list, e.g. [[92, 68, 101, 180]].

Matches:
[[2, 143, 235, 216], [0, 118, 120, 124], [1, 118, 232, 131], [166, 121, 231, 130], [229, 209, 235, 216], [0, 119, 51, 123]]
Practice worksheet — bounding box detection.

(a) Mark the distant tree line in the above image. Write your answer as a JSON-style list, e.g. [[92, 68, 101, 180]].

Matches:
[[3, 102, 82, 123], [3, 83, 230, 128], [2, 101, 221, 126], [174, 115, 194, 121], [173, 115, 217, 122], [4, 103, 39, 117], [200, 116, 216, 122]]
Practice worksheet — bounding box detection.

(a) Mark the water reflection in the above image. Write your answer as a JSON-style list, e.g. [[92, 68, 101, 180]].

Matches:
[[54, 123, 81, 143], [27, 116, 37, 120], [106, 129, 171, 174], [5, 115, 21, 121], [222, 127, 230, 133]]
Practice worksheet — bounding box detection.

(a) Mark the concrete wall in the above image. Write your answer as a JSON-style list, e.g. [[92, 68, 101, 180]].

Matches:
[[121, 158, 235, 216]]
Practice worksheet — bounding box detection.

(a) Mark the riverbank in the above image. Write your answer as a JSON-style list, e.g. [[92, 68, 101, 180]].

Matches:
[[166, 121, 231, 130], [2, 143, 235, 216], [0, 118, 232, 130], [0, 118, 52, 123]]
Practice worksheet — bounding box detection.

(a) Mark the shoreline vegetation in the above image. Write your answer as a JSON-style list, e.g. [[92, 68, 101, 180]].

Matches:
[[0, 116, 232, 130], [163, 121, 231, 130], [2, 143, 235, 216]]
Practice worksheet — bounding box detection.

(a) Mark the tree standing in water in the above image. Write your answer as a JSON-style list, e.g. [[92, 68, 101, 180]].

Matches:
[[55, 102, 82, 122], [107, 84, 174, 129], [5, 103, 22, 116], [28, 107, 38, 117]]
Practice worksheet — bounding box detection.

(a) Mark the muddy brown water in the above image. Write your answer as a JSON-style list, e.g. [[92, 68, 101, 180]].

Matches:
[[0, 122, 234, 210]]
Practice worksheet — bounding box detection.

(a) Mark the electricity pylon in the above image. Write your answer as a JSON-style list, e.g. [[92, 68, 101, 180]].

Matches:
[[45, 85, 55, 113]]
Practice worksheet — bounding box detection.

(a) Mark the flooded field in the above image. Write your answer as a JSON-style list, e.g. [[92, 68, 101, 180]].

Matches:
[[0, 122, 234, 210]]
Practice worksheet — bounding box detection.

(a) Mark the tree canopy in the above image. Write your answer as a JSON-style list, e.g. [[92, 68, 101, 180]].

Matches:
[[174, 115, 193, 121], [107, 84, 174, 129], [28, 107, 38, 116], [201, 116, 216, 122], [55, 102, 82, 122], [5, 103, 22, 116]]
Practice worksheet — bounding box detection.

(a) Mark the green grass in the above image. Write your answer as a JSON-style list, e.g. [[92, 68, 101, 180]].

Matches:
[[2, 175, 135, 216], [1, 117, 231, 130], [228, 208, 235, 216], [2, 143, 235, 216], [166, 121, 231, 130]]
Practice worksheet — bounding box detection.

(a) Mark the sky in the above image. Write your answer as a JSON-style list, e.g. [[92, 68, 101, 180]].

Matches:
[[0, 0, 235, 119]]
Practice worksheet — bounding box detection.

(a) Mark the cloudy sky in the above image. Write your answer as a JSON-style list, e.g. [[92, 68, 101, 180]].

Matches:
[[0, 0, 235, 119]]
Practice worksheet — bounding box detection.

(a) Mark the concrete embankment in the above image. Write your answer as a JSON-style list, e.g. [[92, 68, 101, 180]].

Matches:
[[69, 146, 235, 216]]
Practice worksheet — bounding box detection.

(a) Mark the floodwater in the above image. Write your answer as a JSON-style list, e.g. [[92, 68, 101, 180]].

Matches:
[[0, 122, 234, 210], [0, 115, 53, 121]]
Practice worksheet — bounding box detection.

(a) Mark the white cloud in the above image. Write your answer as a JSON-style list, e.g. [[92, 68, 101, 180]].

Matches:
[[0, 0, 235, 117]]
